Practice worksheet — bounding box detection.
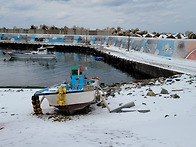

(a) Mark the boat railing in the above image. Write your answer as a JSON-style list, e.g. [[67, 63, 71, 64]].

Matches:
[[71, 83, 85, 90]]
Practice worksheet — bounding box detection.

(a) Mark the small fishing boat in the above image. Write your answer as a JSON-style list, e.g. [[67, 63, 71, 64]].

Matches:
[[32, 65, 100, 114], [5, 46, 56, 59]]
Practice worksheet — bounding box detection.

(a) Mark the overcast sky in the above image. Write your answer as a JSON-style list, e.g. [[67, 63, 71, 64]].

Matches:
[[0, 0, 195, 33]]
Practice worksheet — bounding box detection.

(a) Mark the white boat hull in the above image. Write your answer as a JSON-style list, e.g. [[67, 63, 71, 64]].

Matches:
[[10, 53, 56, 59], [45, 90, 96, 114]]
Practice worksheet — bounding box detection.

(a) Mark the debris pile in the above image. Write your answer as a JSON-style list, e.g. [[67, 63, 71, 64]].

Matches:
[[98, 74, 196, 115]]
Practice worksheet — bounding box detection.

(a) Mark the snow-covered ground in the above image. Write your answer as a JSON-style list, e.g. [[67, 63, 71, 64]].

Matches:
[[1, 45, 196, 147], [0, 73, 196, 147]]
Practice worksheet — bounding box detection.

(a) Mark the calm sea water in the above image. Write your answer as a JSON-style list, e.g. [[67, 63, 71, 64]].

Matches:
[[0, 48, 135, 87]]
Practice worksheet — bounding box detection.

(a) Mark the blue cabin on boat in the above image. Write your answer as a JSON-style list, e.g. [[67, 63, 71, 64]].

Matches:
[[68, 65, 87, 90]]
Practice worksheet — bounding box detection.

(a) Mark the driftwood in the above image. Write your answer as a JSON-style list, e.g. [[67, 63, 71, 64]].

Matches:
[[98, 86, 108, 99], [97, 86, 135, 113], [97, 90, 111, 112], [172, 89, 183, 92]]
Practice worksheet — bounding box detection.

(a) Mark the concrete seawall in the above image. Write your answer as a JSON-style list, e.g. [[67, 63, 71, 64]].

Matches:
[[0, 33, 196, 60], [0, 33, 195, 78]]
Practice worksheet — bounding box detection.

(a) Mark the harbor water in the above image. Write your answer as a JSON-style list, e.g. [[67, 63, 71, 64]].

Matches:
[[0, 48, 136, 87]]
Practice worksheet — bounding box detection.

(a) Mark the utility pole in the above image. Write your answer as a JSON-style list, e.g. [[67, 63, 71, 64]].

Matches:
[[128, 35, 130, 51], [86, 30, 88, 46], [26, 29, 28, 43]]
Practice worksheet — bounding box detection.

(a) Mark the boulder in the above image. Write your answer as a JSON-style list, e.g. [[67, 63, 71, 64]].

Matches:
[[170, 94, 180, 99], [147, 90, 156, 96], [117, 31, 124, 36], [130, 34, 140, 37], [141, 80, 150, 86], [131, 29, 136, 34], [161, 88, 169, 94], [137, 31, 147, 36], [30, 25, 37, 30], [175, 33, 182, 39], [145, 34, 153, 38], [167, 35, 176, 39], [185, 31, 193, 37], [135, 28, 139, 32], [153, 33, 161, 38], [188, 33, 196, 39], [40, 24, 48, 30], [131, 28, 139, 34]]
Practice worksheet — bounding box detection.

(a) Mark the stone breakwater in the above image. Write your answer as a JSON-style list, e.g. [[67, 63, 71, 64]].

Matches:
[[1, 25, 196, 39]]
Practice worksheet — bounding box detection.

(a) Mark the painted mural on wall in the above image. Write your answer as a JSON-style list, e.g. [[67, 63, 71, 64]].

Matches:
[[64, 35, 74, 44], [54, 35, 64, 42], [89, 36, 95, 44], [78, 36, 85, 44], [143, 39, 159, 54], [115, 37, 123, 47], [186, 49, 196, 60], [121, 38, 128, 49], [21, 34, 31, 42], [174, 41, 196, 60], [107, 37, 115, 46], [132, 38, 144, 51], [35, 35, 48, 42], [185, 41, 196, 60], [0, 33, 196, 60], [94, 36, 105, 45], [1, 34, 12, 40], [174, 41, 187, 58], [157, 40, 174, 57]]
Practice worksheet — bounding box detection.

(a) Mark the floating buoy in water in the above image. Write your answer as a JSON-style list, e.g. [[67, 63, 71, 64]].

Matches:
[[95, 57, 104, 61]]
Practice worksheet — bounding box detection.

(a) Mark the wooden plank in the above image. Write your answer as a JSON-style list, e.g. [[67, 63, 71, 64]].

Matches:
[[98, 86, 107, 99], [97, 90, 111, 112], [172, 89, 183, 92]]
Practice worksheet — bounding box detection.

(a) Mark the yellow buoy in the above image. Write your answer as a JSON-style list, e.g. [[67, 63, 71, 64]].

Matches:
[[57, 86, 66, 106], [31, 94, 43, 114]]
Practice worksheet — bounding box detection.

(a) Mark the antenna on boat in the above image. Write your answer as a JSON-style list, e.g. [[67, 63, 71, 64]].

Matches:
[[78, 66, 80, 78], [85, 30, 88, 46], [84, 66, 88, 78]]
